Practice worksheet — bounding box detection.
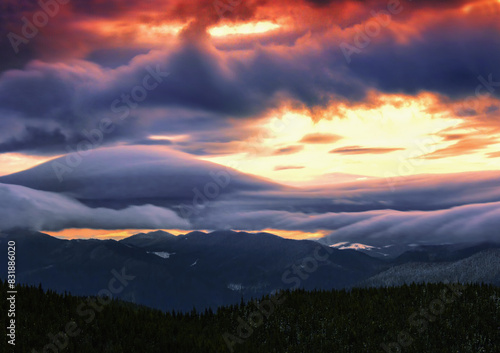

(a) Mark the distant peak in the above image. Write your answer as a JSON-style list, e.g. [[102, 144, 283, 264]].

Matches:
[[127, 230, 175, 239]]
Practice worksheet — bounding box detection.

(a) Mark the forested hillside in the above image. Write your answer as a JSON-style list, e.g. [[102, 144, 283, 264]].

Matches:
[[2, 280, 498, 353]]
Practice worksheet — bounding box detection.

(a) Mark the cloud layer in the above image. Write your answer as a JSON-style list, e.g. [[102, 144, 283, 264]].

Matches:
[[0, 146, 499, 245], [0, 182, 190, 231]]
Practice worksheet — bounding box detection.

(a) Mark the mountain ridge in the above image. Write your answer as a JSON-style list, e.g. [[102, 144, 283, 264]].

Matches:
[[1, 229, 499, 311]]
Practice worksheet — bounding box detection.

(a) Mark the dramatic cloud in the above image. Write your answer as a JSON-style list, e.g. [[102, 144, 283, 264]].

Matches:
[[1, 0, 499, 156], [1, 0, 500, 245]]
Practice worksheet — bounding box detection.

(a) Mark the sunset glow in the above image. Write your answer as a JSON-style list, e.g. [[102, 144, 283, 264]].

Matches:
[[209, 21, 281, 37], [1, 0, 499, 241], [3, 2, 500, 346], [44, 228, 189, 240], [200, 93, 493, 184]]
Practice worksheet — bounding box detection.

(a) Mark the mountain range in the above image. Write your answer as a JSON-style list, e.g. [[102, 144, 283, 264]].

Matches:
[[1, 229, 499, 312]]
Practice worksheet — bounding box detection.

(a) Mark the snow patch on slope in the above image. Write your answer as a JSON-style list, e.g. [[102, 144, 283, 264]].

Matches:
[[330, 242, 379, 251], [148, 251, 173, 259]]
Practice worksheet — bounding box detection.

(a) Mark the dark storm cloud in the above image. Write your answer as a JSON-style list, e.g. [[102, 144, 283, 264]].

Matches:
[[0, 0, 41, 71], [0, 63, 77, 118], [346, 25, 500, 99], [0, 40, 36, 73], [0, 0, 499, 157], [0, 126, 68, 153], [304, 0, 338, 7], [85, 48, 152, 68]]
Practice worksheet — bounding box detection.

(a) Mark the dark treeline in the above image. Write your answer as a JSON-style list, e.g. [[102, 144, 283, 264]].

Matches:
[[1, 280, 498, 352]]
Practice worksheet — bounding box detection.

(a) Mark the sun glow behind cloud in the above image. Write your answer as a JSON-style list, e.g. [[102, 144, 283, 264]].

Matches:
[[209, 21, 281, 37], [43, 228, 327, 241], [149, 134, 189, 141], [201, 93, 477, 185], [44, 228, 189, 240], [138, 23, 186, 40], [0, 154, 54, 177], [461, 0, 500, 13], [42, 228, 325, 241], [259, 229, 330, 240], [74, 20, 186, 46]]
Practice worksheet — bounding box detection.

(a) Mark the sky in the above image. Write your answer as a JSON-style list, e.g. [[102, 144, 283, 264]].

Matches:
[[1, 0, 500, 245]]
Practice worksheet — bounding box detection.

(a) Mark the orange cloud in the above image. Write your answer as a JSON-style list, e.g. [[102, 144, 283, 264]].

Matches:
[[422, 137, 499, 160], [300, 133, 343, 144], [329, 146, 403, 155]]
